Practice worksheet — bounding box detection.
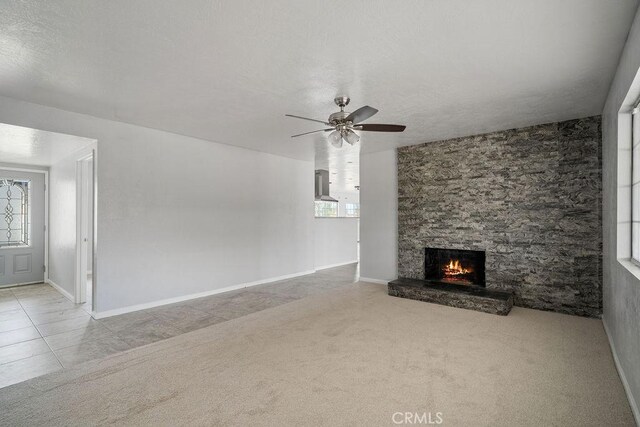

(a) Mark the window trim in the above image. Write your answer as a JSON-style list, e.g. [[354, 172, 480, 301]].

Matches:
[[632, 102, 640, 264]]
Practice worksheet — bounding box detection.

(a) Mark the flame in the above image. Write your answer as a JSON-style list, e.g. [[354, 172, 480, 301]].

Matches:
[[443, 259, 471, 276]]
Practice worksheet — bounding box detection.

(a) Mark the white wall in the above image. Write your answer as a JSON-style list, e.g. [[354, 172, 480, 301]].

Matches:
[[602, 4, 640, 420], [48, 145, 95, 296], [0, 95, 315, 314], [314, 218, 358, 269], [359, 149, 398, 283]]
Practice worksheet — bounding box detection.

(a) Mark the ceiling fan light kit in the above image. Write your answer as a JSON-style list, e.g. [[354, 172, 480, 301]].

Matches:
[[344, 129, 360, 145], [329, 130, 343, 148], [285, 96, 406, 147]]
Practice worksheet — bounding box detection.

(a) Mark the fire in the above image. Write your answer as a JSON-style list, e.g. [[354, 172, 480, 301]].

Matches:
[[443, 259, 471, 276]]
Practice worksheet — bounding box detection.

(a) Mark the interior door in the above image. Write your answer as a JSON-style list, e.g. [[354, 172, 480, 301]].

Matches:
[[0, 170, 45, 286]]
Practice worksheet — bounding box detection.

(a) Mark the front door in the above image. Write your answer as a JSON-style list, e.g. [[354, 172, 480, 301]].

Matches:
[[0, 170, 45, 286]]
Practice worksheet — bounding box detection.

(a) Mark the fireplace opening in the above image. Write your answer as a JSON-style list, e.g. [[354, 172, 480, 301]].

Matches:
[[425, 248, 486, 287]]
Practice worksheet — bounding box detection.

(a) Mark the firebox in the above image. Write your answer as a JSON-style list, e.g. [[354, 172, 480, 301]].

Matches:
[[424, 248, 486, 287]]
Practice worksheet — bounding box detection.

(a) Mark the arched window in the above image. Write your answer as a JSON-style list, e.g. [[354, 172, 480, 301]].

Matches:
[[0, 179, 30, 247]]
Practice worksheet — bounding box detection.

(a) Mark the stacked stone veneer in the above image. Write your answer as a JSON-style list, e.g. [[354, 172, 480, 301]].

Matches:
[[397, 116, 602, 317]]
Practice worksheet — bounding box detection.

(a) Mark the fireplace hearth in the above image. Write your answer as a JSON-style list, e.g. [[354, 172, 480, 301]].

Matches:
[[425, 248, 485, 287], [387, 246, 512, 315]]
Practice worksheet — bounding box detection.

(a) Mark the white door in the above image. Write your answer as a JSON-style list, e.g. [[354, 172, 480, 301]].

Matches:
[[0, 170, 45, 286]]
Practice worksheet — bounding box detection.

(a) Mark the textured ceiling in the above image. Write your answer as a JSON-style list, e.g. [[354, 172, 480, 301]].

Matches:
[[0, 123, 95, 166], [0, 0, 637, 175]]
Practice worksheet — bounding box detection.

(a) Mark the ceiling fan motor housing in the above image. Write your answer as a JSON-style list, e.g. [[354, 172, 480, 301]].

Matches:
[[331, 96, 352, 125], [329, 111, 351, 126]]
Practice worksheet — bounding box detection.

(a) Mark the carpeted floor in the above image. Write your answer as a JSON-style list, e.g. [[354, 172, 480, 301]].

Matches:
[[0, 283, 634, 426]]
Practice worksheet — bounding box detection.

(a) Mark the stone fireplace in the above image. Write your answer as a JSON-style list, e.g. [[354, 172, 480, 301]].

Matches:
[[395, 116, 602, 317], [425, 248, 485, 287]]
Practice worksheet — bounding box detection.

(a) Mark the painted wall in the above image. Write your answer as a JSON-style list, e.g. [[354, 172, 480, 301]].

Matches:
[[602, 4, 640, 419], [0, 96, 315, 314], [359, 150, 398, 282], [48, 145, 95, 295], [314, 218, 358, 269]]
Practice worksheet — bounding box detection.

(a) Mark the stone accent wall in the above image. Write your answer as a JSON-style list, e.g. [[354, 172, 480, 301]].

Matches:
[[397, 116, 602, 317]]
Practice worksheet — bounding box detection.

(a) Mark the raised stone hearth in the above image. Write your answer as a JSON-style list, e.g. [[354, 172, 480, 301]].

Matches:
[[388, 278, 514, 315]]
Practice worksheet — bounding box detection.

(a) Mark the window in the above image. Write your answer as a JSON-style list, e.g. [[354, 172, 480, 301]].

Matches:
[[345, 203, 360, 217], [315, 201, 338, 217], [0, 178, 30, 248]]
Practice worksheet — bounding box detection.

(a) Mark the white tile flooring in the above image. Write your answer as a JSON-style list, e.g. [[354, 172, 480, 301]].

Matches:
[[0, 285, 69, 387], [0, 263, 358, 389]]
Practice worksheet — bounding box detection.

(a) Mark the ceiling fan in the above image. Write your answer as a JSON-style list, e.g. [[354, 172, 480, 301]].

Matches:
[[285, 96, 406, 148]]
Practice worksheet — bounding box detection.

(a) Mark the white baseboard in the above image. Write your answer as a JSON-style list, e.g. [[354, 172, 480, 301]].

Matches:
[[315, 260, 358, 271], [603, 319, 640, 425], [358, 277, 390, 285], [92, 269, 317, 319], [45, 279, 75, 302]]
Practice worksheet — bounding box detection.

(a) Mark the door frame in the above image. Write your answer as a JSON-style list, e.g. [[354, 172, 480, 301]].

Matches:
[[0, 166, 49, 286], [75, 151, 96, 312]]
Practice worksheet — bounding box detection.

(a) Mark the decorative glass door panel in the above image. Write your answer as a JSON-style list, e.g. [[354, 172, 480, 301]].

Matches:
[[0, 170, 45, 287]]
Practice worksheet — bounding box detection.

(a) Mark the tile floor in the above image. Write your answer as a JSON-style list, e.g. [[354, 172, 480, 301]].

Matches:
[[0, 263, 358, 388]]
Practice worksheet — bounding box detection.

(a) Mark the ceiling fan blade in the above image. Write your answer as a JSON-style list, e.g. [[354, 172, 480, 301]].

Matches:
[[291, 128, 333, 138], [345, 106, 378, 124], [285, 114, 330, 126], [355, 124, 406, 132]]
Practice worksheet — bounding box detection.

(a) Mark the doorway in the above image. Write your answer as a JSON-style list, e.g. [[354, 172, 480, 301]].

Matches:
[[76, 152, 95, 312], [0, 122, 97, 308], [0, 168, 47, 287]]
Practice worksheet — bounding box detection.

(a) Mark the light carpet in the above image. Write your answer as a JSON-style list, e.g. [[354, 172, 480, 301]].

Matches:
[[0, 283, 634, 426]]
